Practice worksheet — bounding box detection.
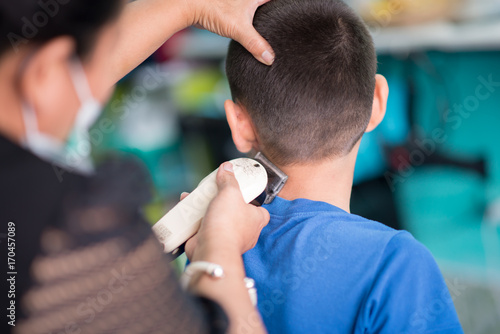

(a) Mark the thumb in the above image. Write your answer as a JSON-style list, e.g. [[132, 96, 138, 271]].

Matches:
[[216, 162, 240, 191], [234, 25, 275, 66]]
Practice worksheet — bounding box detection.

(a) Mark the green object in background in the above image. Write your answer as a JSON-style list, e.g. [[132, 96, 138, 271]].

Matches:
[[172, 68, 227, 117], [395, 166, 491, 272], [407, 51, 500, 203], [389, 51, 500, 276]]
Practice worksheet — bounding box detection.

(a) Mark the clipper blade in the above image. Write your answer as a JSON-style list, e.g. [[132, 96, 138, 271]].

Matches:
[[253, 152, 288, 205]]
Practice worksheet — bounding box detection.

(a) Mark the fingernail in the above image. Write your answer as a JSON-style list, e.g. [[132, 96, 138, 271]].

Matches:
[[262, 50, 275, 65], [181, 192, 189, 197], [223, 162, 234, 173]]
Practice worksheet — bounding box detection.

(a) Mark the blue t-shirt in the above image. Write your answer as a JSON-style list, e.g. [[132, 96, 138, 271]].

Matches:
[[243, 197, 463, 333]]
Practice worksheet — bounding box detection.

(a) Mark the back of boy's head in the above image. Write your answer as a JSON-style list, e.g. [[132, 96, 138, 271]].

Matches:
[[226, 0, 377, 166]]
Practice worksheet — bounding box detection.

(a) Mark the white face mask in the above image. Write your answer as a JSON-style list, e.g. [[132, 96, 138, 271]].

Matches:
[[22, 58, 103, 175]]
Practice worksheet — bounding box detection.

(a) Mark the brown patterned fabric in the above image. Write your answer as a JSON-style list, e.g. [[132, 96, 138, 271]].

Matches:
[[0, 135, 228, 334]]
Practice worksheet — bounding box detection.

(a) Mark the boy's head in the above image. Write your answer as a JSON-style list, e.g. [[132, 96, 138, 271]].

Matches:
[[225, 0, 388, 166]]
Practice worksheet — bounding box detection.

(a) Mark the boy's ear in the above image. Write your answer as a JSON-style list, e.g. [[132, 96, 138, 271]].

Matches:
[[224, 100, 258, 153], [365, 74, 389, 133]]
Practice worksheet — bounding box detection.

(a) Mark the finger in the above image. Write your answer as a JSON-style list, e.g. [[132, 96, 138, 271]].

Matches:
[[256, 206, 271, 227], [179, 192, 190, 201], [185, 234, 198, 260], [250, 206, 270, 232], [234, 25, 275, 66], [215, 162, 240, 191]]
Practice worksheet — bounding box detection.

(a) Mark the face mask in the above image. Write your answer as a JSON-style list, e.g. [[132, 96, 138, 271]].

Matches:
[[22, 58, 103, 175]]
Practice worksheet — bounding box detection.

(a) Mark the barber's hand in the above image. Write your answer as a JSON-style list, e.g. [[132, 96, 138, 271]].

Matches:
[[184, 162, 270, 260], [186, 0, 275, 65]]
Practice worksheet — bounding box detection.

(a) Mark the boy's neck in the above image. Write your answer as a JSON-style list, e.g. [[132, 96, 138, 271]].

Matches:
[[272, 143, 360, 213]]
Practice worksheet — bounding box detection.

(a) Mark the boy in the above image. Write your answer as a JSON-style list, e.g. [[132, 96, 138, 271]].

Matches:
[[223, 0, 463, 332]]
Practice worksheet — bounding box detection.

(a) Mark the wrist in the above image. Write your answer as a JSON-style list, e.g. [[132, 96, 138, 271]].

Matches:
[[194, 228, 244, 259], [177, 0, 199, 27], [192, 240, 242, 265]]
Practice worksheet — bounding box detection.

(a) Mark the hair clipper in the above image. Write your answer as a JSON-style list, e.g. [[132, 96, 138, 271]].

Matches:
[[152, 153, 288, 257]]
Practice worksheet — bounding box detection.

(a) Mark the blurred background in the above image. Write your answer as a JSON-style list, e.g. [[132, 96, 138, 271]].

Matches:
[[91, 0, 500, 332]]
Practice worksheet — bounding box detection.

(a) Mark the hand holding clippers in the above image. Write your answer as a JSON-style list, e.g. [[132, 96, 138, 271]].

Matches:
[[152, 154, 288, 256]]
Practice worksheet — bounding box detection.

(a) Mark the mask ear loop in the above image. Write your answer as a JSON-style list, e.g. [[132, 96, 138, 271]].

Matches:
[[68, 57, 100, 129], [68, 56, 93, 103], [20, 102, 39, 148]]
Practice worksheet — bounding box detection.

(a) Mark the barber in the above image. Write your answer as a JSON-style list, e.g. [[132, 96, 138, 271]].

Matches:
[[0, 0, 274, 333]]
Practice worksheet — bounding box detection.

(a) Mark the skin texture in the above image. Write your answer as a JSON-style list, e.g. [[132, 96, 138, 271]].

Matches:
[[110, 0, 275, 84], [225, 74, 389, 213], [0, 1, 274, 333]]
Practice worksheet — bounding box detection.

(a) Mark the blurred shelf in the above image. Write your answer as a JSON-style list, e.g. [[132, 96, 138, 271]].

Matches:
[[174, 19, 500, 59], [177, 31, 230, 59], [372, 19, 500, 54]]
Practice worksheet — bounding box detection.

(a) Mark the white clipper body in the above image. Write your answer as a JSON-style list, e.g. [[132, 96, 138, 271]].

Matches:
[[152, 158, 268, 254]]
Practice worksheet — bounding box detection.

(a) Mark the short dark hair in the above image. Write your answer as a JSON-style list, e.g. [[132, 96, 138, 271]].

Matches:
[[226, 0, 377, 166], [0, 0, 122, 57]]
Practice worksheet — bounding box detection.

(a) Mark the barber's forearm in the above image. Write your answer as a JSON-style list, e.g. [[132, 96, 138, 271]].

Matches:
[[191, 244, 267, 334], [107, 0, 192, 86]]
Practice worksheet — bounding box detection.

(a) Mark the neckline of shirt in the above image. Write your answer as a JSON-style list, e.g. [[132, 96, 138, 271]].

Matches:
[[263, 196, 349, 217]]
